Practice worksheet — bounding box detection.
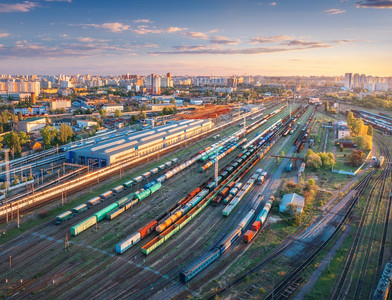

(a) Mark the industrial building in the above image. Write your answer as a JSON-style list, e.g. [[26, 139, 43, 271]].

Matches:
[[17, 117, 46, 133], [71, 119, 213, 167], [279, 193, 305, 213]]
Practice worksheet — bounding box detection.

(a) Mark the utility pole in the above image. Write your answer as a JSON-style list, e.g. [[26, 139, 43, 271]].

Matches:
[[65, 234, 69, 251], [9, 256, 12, 270], [17, 204, 20, 228], [243, 115, 246, 137], [215, 154, 219, 188], [5, 149, 10, 191]]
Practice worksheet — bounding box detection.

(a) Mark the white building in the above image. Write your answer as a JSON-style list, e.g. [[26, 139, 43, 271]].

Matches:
[[344, 73, 352, 89], [279, 193, 305, 214], [337, 121, 350, 139], [50, 98, 71, 110], [77, 120, 98, 128], [102, 104, 124, 113]]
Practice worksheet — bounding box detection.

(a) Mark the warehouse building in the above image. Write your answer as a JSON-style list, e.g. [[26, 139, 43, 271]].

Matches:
[[71, 119, 212, 167], [279, 193, 305, 214]]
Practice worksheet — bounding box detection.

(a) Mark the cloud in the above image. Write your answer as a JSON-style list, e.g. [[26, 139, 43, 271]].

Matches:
[[356, 0, 392, 8], [77, 37, 95, 42], [324, 8, 346, 14], [270, 2, 277, 5], [133, 19, 151, 23], [151, 39, 357, 55], [0, 40, 137, 58], [249, 35, 292, 44], [0, 33, 10, 38], [44, 0, 72, 2], [209, 36, 240, 45], [0, 1, 38, 13], [184, 31, 208, 39], [82, 22, 131, 32], [132, 25, 187, 34]]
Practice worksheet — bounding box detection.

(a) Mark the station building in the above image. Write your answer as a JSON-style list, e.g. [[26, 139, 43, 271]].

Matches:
[[71, 119, 212, 167]]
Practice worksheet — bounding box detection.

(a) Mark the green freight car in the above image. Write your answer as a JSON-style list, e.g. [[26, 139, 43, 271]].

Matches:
[[71, 216, 97, 236], [56, 211, 72, 224], [116, 195, 132, 207], [94, 203, 119, 222], [123, 180, 134, 188], [136, 189, 151, 201], [149, 182, 162, 194]]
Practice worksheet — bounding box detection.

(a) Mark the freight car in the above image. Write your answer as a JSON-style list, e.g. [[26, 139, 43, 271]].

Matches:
[[180, 205, 256, 282], [55, 211, 73, 224], [100, 191, 113, 201], [116, 220, 158, 253], [112, 185, 124, 194], [87, 197, 101, 207], [72, 204, 88, 214]]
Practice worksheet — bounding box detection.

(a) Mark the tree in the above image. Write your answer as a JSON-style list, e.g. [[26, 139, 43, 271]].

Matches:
[[347, 150, 364, 166], [367, 125, 373, 136], [347, 112, 354, 127], [18, 131, 29, 145], [40, 126, 59, 146], [307, 153, 322, 169], [99, 108, 107, 119], [3, 131, 22, 155], [170, 98, 176, 107], [353, 135, 372, 151], [114, 109, 122, 118], [319, 152, 335, 168], [131, 114, 140, 122], [17, 111, 23, 121], [139, 111, 147, 120], [324, 101, 329, 112], [351, 118, 365, 136], [287, 203, 298, 214], [58, 124, 73, 144]]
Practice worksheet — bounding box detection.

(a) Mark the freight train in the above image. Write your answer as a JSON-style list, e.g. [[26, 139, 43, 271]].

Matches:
[[180, 194, 265, 283]]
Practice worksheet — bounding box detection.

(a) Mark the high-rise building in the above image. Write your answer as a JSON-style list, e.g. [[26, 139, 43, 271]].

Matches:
[[146, 74, 161, 94], [344, 73, 352, 89]]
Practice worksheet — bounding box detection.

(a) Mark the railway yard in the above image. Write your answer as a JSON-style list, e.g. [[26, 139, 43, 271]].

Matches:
[[0, 101, 392, 300]]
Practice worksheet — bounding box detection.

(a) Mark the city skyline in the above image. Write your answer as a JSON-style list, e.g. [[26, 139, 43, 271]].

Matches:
[[0, 0, 391, 75]]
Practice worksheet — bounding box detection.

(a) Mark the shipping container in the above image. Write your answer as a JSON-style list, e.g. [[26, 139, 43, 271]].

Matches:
[[243, 230, 254, 243], [251, 221, 261, 231]]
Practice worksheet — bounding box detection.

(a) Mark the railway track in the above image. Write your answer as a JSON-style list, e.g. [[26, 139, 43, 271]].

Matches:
[[0, 105, 291, 299], [332, 143, 391, 299]]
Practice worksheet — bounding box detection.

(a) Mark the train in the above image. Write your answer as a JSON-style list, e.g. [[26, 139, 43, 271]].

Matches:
[[180, 195, 265, 283], [244, 196, 274, 243]]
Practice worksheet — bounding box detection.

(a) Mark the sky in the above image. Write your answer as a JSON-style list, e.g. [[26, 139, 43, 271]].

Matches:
[[0, 0, 391, 76]]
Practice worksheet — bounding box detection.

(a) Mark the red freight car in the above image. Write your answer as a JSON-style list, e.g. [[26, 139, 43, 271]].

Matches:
[[139, 220, 158, 239]]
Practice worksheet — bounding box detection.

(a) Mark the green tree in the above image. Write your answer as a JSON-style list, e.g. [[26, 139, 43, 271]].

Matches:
[[114, 109, 122, 118], [40, 126, 59, 146], [17, 111, 23, 121], [353, 135, 372, 151], [131, 114, 140, 122], [319, 152, 335, 168], [307, 153, 322, 169], [139, 111, 147, 120], [58, 124, 73, 144], [99, 108, 107, 119], [18, 131, 29, 145], [3, 131, 22, 155]]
